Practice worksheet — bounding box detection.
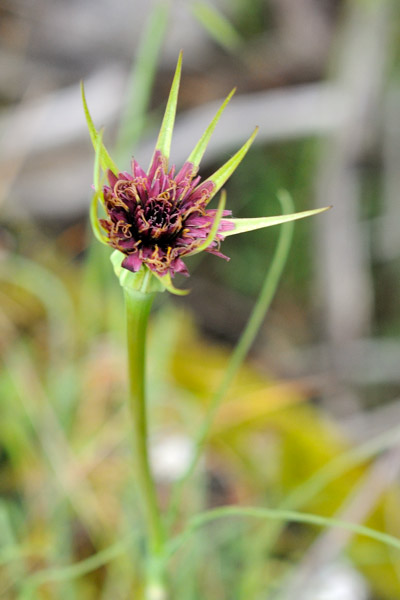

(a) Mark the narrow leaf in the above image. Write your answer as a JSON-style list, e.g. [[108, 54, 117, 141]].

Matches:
[[187, 89, 236, 168], [186, 190, 226, 256], [153, 51, 183, 163], [81, 81, 119, 174], [167, 506, 400, 557], [204, 127, 258, 203], [222, 206, 331, 237]]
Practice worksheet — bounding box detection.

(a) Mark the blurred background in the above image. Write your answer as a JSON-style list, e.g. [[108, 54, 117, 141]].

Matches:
[[2, 0, 400, 598]]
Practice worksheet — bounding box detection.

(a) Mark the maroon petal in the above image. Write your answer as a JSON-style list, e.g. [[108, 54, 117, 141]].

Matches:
[[170, 257, 189, 276], [206, 246, 230, 261], [175, 161, 195, 184], [107, 170, 118, 187], [218, 220, 235, 233], [150, 179, 160, 198], [132, 159, 147, 179], [120, 171, 134, 181], [122, 253, 143, 272], [148, 150, 166, 181], [118, 238, 139, 250]]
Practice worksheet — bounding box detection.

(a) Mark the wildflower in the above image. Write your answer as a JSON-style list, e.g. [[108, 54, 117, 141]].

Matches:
[[100, 150, 234, 279], [83, 52, 328, 294]]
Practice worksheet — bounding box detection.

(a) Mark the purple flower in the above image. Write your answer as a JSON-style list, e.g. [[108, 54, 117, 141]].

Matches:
[[83, 52, 328, 294], [100, 151, 234, 278]]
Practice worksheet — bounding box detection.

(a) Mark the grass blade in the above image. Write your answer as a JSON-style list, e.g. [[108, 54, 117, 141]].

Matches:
[[191, 1, 243, 53], [168, 506, 400, 557], [115, 0, 170, 155]]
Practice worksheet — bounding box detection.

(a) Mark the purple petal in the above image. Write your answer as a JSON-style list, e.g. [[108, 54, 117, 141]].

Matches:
[[206, 209, 232, 217], [186, 181, 215, 204], [118, 238, 139, 250], [206, 246, 230, 261], [107, 170, 118, 187], [120, 171, 134, 181], [170, 257, 189, 276], [122, 253, 143, 272], [218, 220, 236, 233], [175, 161, 195, 184], [148, 150, 166, 181], [150, 179, 160, 198], [132, 159, 147, 179]]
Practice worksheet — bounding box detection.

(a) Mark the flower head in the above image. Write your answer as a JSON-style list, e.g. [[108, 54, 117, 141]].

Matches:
[[83, 52, 329, 294], [100, 150, 233, 279]]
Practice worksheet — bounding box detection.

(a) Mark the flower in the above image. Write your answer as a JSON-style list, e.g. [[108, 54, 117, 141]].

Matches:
[[100, 150, 234, 278], [83, 52, 329, 294]]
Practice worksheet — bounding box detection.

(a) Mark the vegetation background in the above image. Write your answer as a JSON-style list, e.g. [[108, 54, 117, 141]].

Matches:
[[2, 0, 400, 598]]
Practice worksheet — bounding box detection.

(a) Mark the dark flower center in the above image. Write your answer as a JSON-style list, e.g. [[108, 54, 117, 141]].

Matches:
[[133, 196, 183, 244], [145, 202, 169, 228]]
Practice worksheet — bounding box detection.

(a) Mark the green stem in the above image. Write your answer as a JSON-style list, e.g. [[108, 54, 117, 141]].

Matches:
[[124, 288, 166, 598]]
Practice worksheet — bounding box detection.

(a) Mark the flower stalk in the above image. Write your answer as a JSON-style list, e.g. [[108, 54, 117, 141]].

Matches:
[[124, 288, 166, 598]]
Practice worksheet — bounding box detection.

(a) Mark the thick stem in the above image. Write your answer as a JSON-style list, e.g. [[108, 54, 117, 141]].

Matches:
[[124, 288, 166, 597]]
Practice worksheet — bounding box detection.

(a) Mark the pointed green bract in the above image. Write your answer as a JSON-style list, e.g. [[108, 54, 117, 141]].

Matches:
[[153, 51, 183, 164], [152, 270, 190, 296], [81, 81, 119, 174], [204, 127, 258, 204], [110, 250, 189, 295], [187, 89, 236, 168], [90, 191, 109, 246], [222, 206, 331, 237], [186, 191, 227, 256], [93, 128, 103, 194], [89, 131, 109, 245]]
